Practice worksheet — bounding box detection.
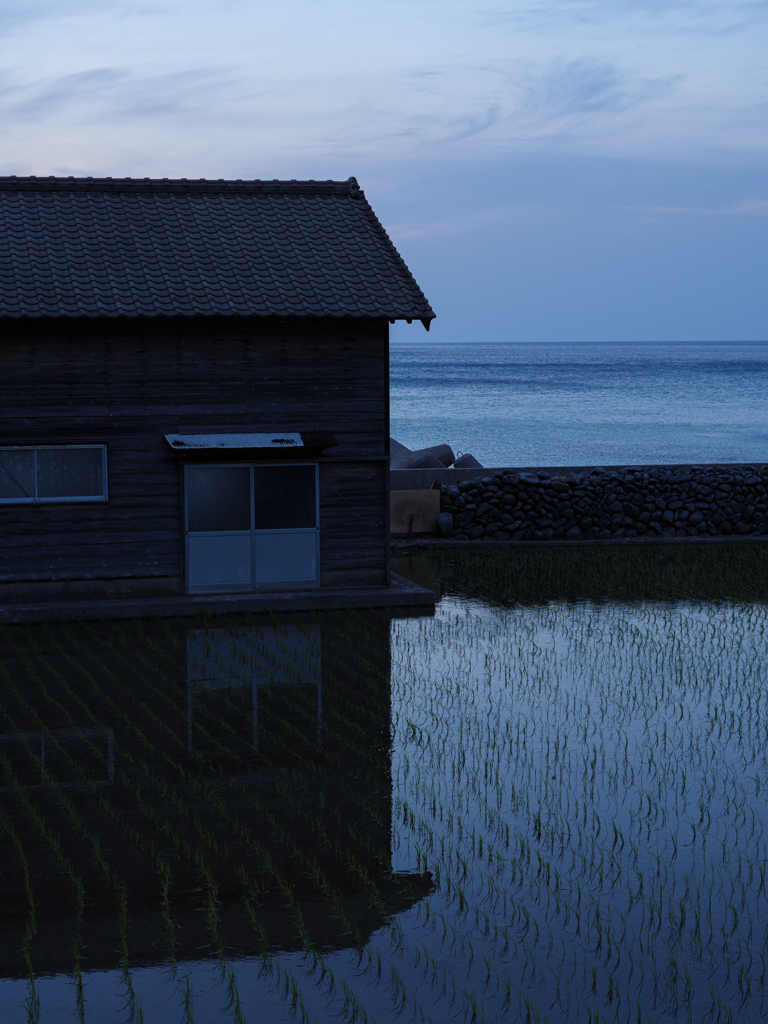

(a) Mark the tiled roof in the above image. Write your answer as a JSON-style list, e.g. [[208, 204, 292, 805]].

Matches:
[[0, 176, 434, 323]]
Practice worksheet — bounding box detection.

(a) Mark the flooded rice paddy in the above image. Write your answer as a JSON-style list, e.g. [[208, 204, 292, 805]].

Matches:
[[2, 546, 768, 1023]]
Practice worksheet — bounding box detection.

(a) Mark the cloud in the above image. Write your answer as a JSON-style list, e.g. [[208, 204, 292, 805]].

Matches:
[[734, 198, 768, 214], [0, 0, 765, 172], [628, 198, 768, 217], [304, 55, 682, 163], [0, 66, 242, 126], [7, 68, 129, 121], [0, 0, 144, 30], [387, 204, 520, 240], [520, 59, 679, 117], [479, 0, 768, 35], [439, 103, 501, 142], [0, 0, 80, 27]]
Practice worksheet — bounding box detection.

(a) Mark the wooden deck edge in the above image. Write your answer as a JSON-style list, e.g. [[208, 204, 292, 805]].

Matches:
[[0, 573, 435, 624]]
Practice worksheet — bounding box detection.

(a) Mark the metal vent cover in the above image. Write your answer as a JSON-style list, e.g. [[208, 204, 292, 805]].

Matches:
[[165, 432, 304, 450]]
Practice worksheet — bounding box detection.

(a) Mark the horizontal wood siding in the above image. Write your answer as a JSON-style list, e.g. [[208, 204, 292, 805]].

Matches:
[[319, 461, 387, 585], [0, 318, 389, 587]]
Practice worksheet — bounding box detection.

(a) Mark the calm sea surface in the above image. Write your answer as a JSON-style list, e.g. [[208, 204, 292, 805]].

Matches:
[[390, 342, 768, 467]]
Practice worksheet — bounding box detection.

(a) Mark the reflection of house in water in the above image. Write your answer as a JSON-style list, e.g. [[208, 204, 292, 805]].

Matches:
[[0, 611, 433, 979]]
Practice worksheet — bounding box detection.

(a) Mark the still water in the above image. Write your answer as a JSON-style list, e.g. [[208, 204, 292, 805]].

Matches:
[[3, 547, 768, 1022], [390, 341, 768, 467]]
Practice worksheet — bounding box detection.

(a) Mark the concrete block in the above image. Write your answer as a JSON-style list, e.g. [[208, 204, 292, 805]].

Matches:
[[406, 452, 445, 469], [390, 437, 415, 469], [392, 442, 456, 470], [453, 453, 483, 469], [410, 443, 455, 467], [390, 489, 441, 534]]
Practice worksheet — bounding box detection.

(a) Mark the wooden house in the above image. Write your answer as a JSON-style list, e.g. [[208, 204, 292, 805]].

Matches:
[[0, 176, 434, 603]]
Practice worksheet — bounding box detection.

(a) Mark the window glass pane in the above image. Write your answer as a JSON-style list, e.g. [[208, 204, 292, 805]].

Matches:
[[187, 466, 251, 532], [37, 447, 104, 499], [0, 449, 35, 500], [253, 465, 316, 530]]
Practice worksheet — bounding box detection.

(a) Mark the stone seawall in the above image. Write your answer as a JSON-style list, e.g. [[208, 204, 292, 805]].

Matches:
[[437, 464, 768, 541]]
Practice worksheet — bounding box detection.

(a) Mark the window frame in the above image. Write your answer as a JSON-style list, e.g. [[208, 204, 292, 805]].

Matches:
[[183, 461, 319, 538], [0, 444, 109, 505], [183, 460, 320, 593]]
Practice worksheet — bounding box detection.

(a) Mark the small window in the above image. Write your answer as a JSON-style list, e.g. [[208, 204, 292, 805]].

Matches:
[[0, 446, 107, 504]]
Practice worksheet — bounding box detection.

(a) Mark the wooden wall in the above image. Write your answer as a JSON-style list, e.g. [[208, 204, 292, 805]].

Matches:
[[0, 317, 389, 594]]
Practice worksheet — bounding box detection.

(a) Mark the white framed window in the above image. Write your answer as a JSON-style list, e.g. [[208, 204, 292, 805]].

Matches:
[[184, 462, 319, 592], [0, 445, 108, 504]]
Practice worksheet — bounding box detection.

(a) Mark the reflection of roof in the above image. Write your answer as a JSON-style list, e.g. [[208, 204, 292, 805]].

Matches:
[[0, 176, 435, 324], [0, 874, 435, 978]]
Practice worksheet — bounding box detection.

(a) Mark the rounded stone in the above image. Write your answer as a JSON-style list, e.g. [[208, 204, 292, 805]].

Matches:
[[436, 512, 454, 538]]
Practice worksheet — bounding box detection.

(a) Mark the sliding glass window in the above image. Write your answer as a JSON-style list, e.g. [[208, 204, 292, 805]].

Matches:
[[0, 446, 108, 504]]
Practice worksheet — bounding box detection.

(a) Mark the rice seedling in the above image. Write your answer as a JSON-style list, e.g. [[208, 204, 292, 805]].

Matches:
[[0, 807, 39, 1022]]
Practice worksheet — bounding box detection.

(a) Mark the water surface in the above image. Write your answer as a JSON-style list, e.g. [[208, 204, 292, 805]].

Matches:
[[390, 342, 768, 466], [3, 548, 768, 1022]]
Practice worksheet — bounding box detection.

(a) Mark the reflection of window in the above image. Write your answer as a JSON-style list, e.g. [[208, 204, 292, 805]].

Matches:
[[0, 446, 107, 504], [186, 624, 322, 754], [0, 729, 115, 789]]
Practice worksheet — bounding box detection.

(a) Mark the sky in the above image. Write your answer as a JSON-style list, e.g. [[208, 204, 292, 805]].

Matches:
[[1, 0, 766, 342]]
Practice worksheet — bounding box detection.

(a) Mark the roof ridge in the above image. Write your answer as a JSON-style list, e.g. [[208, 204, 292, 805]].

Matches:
[[0, 176, 361, 196]]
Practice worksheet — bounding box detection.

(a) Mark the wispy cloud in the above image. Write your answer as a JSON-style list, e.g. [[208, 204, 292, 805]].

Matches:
[[306, 55, 683, 162], [439, 103, 501, 142], [0, 66, 242, 127], [519, 59, 679, 117], [0, 0, 765, 172], [632, 198, 768, 216], [7, 68, 128, 121], [734, 198, 768, 214], [387, 204, 520, 240], [0, 0, 142, 30], [479, 0, 768, 35]]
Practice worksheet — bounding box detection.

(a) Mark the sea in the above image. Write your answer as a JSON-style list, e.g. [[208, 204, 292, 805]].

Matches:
[[390, 341, 768, 468]]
